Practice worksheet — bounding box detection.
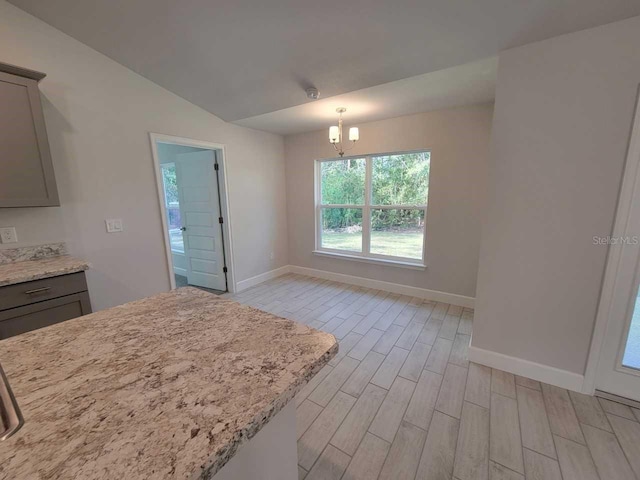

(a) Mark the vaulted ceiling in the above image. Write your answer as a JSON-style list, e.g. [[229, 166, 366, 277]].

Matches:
[[9, 0, 640, 134]]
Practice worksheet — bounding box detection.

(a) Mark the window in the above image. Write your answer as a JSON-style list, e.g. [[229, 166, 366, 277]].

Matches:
[[160, 163, 184, 253], [316, 151, 430, 266]]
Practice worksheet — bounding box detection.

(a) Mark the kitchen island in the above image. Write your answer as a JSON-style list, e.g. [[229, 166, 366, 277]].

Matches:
[[0, 287, 337, 479]]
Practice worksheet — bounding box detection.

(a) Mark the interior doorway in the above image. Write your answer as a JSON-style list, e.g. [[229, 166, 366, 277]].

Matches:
[[150, 134, 234, 293]]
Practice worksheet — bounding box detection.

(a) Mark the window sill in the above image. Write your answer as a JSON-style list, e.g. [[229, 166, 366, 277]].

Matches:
[[313, 250, 427, 270]]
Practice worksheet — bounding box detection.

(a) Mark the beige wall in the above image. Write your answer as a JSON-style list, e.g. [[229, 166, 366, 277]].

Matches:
[[284, 104, 494, 298], [473, 15, 640, 375], [0, 1, 288, 310]]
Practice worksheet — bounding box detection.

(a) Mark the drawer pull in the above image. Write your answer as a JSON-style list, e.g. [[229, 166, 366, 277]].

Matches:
[[24, 287, 51, 295]]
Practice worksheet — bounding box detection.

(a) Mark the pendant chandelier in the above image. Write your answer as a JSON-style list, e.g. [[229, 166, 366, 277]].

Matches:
[[329, 107, 359, 157]]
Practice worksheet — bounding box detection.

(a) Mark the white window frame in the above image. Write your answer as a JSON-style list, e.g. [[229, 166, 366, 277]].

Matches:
[[314, 150, 429, 268]]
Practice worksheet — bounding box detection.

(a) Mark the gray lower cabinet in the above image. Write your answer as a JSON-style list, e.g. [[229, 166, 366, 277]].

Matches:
[[0, 272, 91, 340]]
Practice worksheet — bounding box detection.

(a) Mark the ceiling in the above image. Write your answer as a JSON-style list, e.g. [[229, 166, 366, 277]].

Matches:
[[9, 0, 640, 131], [235, 57, 497, 135]]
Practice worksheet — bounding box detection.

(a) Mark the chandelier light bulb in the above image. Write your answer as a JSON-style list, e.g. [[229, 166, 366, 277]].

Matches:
[[329, 126, 340, 143], [349, 127, 359, 142]]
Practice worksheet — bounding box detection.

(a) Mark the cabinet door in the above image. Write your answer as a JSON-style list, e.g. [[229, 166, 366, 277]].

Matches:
[[0, 71, 59, 207], [0, 293, 90, 340]]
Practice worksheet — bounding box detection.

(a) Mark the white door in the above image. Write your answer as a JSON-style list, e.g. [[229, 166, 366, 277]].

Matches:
[[175, 150, 227, 291], [595, 96, 640, 401]]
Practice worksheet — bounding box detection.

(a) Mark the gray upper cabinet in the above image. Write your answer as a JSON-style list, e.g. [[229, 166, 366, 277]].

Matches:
[[0, 62, 59, 207]]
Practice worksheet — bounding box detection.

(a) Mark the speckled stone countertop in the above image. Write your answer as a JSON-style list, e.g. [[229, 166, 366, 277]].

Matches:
[[0, 243, 67, 265], [0, 287, 337, 480], [0, 255, 90, 287]]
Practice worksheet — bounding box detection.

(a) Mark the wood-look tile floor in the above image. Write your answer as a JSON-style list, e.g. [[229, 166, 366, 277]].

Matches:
[[225, 274, 640, 480]]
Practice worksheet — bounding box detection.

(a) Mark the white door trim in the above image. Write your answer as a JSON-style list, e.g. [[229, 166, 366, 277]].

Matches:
[[583, 89, 640, 394], [149, 132, 237, 293]]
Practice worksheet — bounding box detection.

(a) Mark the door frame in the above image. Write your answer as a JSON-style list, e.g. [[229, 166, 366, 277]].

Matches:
[[149, 132, 236, 293], [583, 89, 640, 395]]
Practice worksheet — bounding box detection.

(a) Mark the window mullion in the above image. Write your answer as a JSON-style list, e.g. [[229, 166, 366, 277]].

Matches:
[[369, 204, 428, 209], [315, 160, 321, 251], [363, 156, 372, 255]]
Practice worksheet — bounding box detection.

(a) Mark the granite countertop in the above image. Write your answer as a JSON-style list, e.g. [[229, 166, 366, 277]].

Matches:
[[0, 287, 337, 480], [0, 255, 90, 287]]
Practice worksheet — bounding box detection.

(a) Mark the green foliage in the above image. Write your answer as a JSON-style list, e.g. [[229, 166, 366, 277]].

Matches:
[[162, 164, 179, 204], [372, 152, 430, 205], [321, 158, 366, 205], [371, 208, 424, 231], [322, 208, 362, 230], [320, 152, 430, 231]]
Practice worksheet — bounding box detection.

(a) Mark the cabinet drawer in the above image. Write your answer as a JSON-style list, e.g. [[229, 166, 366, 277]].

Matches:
[[0, 292, 91, 340], [0, 272, 88, 311]]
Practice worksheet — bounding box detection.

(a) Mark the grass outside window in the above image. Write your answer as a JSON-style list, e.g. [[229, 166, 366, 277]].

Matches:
[[316, 151, 430, 265]]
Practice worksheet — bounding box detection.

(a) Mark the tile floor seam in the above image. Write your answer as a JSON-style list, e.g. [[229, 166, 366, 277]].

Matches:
[[603, 409, 639, 423], [297, 390, 358, 476], [337, 432, 391, 480], [522, 446, 561, 464], [490, 380, 496, 479], [492, 459, 527, 478], [552, 430, 600, 480], [520, 381, 558, 460], [568, 383, 612, 480], [513, 377, 528, 478], [331, 380, 389, 454], [487, 378, 493, 480], [591, 416, 638, 480], [463, 396, 492, 410], [367, 379, 417, 447], [517, 382, 543, 393], [568, 390, 614, 440]]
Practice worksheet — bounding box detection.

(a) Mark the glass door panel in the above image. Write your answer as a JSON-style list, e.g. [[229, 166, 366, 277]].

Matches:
[[622, 289, 640, 370]]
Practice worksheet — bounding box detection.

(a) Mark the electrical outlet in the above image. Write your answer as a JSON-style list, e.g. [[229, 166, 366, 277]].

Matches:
[[105, 219, 124, 233], [0, 227, 18, 244], [270, 252, 274, 260]]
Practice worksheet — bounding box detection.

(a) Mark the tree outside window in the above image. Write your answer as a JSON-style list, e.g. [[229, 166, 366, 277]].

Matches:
[[317, 151, 430, 262]]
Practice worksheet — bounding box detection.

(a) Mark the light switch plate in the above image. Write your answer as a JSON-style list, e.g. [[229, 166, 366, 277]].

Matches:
[[105, 219, 124, 233], [0, 227, 18, 244]]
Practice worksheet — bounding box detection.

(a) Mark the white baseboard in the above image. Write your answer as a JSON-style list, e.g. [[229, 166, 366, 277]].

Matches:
[[235, 264, 475, 308], [289, 265, 475, 308], [236, 265, 292, 292], [468, 345, 585, 392]]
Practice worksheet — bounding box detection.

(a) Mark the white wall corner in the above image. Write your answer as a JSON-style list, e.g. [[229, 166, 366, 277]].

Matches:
[[468, 345, 585, 393], [235, 265, 292, 292], [289, 265, 475, 308]]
